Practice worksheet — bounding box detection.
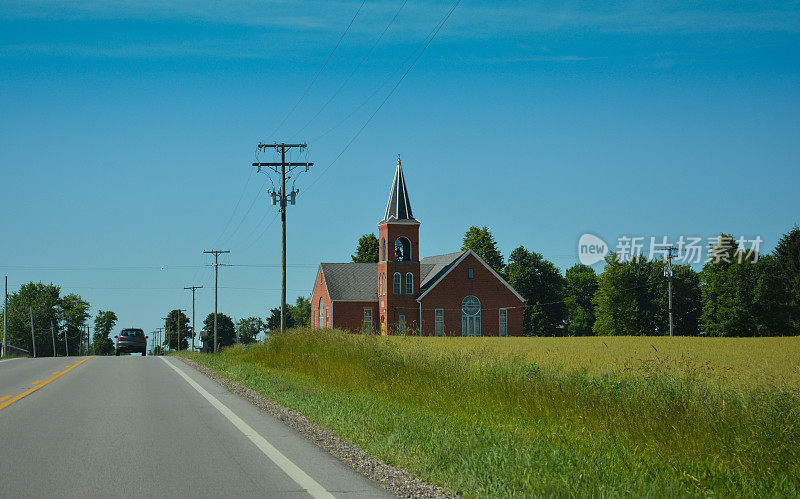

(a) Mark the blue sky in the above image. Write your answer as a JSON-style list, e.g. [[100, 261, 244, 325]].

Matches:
[[1, 1, 798, 338]]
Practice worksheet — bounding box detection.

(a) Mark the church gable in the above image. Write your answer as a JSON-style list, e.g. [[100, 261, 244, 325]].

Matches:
[[419, 249, 524, 302]]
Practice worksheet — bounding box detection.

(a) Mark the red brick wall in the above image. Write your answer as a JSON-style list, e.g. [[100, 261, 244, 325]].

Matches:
[[378, 221, 421, 334], [310, 268, 333, 329], [331, 301, 380, 333], [419, 253, 524, 336]]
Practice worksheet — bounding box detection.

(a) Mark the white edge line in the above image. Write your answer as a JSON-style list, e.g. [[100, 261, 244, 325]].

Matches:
[[160, 357, 335, 499]]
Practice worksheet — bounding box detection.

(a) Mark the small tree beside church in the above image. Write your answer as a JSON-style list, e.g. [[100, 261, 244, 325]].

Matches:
[[351, 233, 379, 263]]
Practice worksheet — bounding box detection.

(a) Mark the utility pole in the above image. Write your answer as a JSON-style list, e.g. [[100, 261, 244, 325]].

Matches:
[[162, 316, 169, 352], [184, 285, 203, 351], [51, 320, 56, 357], [154, 328, 163, 355], [63, 324, 69, 356], [204, 250, 230, 351], [176, 309, 186, 352], [253, 142, 313, 332], [3, 276, 7, 358], [30, 305, 36, 358], [664, 246, 678, 337]]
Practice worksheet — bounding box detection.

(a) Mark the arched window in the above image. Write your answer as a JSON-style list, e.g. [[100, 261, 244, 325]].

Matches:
[[461, 296, 481, 337], [394, 237, 411, 261], [393, 272, 401, 295], [406, 273, 413, 294], [380, 274, 385, 295], [318, 298, 324, 329], [380, 238, 386, 262]]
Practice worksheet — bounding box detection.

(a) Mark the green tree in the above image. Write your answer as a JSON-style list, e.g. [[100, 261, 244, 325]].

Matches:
[[594, 254, 700, 336], [236, 317, 266, 345], [165, 309, 191, 351], [461, 226, 504, 274], [564, 264, 599, 336], [0, 282, 62, 356], [60, 293, 90, 355], [93, 310, 118, 355], [701, 233, 794, 336], [505, 246, 566, 335], [291, 296, 311, 327], [351, 233, 379, 263], [266, 305, 297, 331], [774, 225, 800, 333], [202, 313, 236, 349]]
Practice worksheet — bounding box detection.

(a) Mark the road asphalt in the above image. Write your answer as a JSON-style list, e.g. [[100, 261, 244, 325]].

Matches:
[[0, 356, 392, 498]]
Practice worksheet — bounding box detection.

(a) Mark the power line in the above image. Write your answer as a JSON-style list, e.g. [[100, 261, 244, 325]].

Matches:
[[212, 161, 255, 247], [267, 0, 367, 138], [302, 0, 462, 196], [292, 0, 410, 138]]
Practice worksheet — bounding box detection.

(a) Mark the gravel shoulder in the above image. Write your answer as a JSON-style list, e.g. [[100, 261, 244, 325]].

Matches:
[[178, 356, 454, 498]]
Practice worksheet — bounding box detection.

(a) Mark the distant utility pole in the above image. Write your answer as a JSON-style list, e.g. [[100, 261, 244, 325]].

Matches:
[[30, 305, 36, 358], [63, 324, 69, 356], [253, 142, 313, 332], [184, 285, 203, 351], [154, 328, 163, 355], [51, 320, 57, 357], [176, 309, 186, 352], [664, 246, 678, 337], [3, 275, 7, 358], [204, 250, 230, 351], [162, 316, 169, 352]]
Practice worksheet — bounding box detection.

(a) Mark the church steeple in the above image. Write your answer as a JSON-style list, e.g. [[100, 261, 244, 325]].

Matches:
[[380, 156, 416, 224]]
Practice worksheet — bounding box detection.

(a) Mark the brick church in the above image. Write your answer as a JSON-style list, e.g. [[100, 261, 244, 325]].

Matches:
[[311, 158, 524, 336]]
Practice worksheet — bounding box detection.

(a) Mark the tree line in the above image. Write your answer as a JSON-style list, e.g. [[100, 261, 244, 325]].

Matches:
[[351, 225, 800, 336], [161, 296, 312, 351]]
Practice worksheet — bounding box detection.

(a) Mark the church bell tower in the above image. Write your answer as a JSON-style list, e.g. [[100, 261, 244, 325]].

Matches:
[[377, 156, 420, 334]]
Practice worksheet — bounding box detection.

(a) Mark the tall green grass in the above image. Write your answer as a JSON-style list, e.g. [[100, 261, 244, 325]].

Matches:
[[181, 329, 799, 497]]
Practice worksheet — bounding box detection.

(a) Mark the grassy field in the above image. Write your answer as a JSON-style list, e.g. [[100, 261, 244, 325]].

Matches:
[[385, 336, 800, 390], [180, 331, 800, 497]]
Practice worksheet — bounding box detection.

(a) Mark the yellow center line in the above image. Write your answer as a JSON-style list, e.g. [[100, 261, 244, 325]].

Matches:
[[0, 396, 10, 403], [52, 371, 61, 375], [0, 356, 94, 411]]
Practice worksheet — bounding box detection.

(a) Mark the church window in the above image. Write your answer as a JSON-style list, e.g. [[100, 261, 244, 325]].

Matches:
[[461, 296, 481, 337], [395, 237, 411, 261], [393, 272, 401, 295], [406, 273, 413, 294]]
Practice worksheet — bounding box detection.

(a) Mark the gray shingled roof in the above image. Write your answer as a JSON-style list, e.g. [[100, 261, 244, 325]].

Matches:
[[419, 251, 466, 294], [319, 263, 378, 301], [380, 158, 416, 223]]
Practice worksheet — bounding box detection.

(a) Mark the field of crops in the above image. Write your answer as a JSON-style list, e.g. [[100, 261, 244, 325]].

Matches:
[[386, 335, 800, 390], [181, 331, 800, 497]]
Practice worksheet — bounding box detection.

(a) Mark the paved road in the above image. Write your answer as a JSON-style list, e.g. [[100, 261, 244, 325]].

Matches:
[[0, 356, 391, 498]]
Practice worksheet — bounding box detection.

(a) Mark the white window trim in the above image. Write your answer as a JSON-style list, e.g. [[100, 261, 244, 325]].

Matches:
[[499, 308, 508, 337], [435, 308, 444, 337], [363, 308, 373, 333], [393, 272, 401, 295], [406, 273, 414, 294]]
